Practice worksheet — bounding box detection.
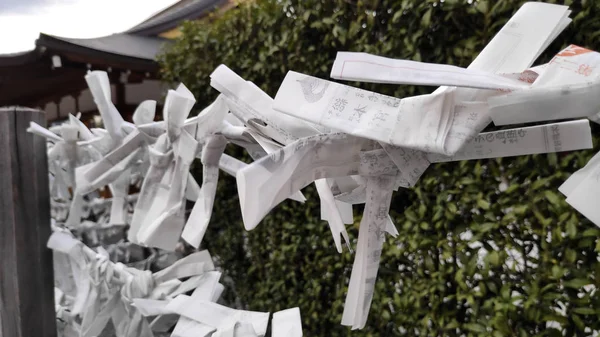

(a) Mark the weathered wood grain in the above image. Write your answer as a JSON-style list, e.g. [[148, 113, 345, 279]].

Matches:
[[0, 107, 56, 337]]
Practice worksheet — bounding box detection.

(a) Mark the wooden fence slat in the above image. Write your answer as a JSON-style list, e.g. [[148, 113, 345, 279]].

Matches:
[[0, 107, 56, 337]]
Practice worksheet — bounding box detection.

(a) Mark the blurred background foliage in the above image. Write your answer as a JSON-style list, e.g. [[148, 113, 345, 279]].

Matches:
[[160, 0, 600, 335]]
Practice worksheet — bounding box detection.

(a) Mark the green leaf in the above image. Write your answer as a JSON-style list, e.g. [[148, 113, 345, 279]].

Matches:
[[477, 199, 490, 210], [432, 208, 444, 222], [572, 314, 585, 330], [444, 319, 459, 330], [564, 278, 591, 289], [501, 285, 511, 300], [448, 203, 457, 214], [492, 314, 511, 335], [566, 220, 577, 238], [405, 210, 419, 222], [543, 314, 568, 325], [532, 178, 549, 190], [504, 183, 520, 193], [558, 212, 571, 222], [513, 205, 528, 215], [572, 307, 595, 315], [565, 249, 577, 263], [476, 0, 489, 14], [551, 265, 563, 279], [582, 227, 600, 237], [534, 210, 552, 226], [464, 323, 486, 333], [303, 11, 311, 22], [418, 203, 427, 217], [321, 17, 334, 25], [421, 8, 432, 27], [478, 222, 496, 233], [487, 251, 500, 267], [544, 190, 562, 207]]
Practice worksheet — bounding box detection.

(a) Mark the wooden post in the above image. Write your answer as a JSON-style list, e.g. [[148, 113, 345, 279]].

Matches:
[[0, 107, 56, 337]]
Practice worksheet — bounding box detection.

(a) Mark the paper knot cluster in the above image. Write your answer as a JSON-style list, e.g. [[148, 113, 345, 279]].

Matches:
[[48, 228, 302, 337], [30, 2, 600, 334]]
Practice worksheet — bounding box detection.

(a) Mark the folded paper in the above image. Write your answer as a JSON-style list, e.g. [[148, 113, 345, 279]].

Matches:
[[31, 3, 600, 332]]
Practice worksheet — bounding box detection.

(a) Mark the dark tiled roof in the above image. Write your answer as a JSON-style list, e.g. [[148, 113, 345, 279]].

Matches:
[[0, 0, 229, 70], [0, 50, 39, 66], [127, 0, 228, 36], [37, 33, 168, 61]]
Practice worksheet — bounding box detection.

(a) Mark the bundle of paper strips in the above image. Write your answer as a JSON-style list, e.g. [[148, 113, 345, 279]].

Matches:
[[30, 1, 600, 333], [49, 228, 302, 337]]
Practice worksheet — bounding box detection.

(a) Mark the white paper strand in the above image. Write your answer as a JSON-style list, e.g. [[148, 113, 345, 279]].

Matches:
[[31, 3, 600, 332]]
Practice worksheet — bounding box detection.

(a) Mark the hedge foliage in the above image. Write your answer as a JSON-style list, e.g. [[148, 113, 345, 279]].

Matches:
[[159, 0, 600, 335]]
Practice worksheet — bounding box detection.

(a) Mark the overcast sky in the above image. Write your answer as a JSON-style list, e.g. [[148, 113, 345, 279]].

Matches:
[[0, 0, 179, 54]]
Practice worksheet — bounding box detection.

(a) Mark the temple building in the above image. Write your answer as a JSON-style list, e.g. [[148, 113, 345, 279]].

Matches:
[[0, 0, 231, 124]]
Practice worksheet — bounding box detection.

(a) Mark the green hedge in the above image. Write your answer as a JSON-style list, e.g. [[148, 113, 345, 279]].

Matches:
[[160, 0, 600, 335]]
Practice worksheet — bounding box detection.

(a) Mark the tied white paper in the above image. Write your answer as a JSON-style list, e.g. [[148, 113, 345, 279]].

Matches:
[[237, 133, 368, 230], [31, 71, 240, 251], [219, 153, 247, 177], [443, 2, 570, 145], [380, 143, 430, 188], [128, 133, 174, 244], [272, 308, 303, 337], [466, 3, 571, 74], [490, 45, 600, 125], [560, 150, 600, 227], [210, 64, 322, 145], [321, 2, 572, 156], [217, 121, 307, 204], [331, 52, 529, 90], [128, 86, 228, 250], [134, 130, 198, 250], [171, 318, 216, 337], [182, 135, 228, 248], [342, 175, 395, 329], [29, 3, 600, 332], [428, 119, 593, 162], [85, 71, 126, 142], [132, 100, 157, 126], [273, 71, 436, 151], [75, 129, 145, 195], [315, 179, 351, 253], [109, 169, 130, 225], [166, 295, 270, 336], [168, 271, 223, 337], [47, 230, 216, 337]]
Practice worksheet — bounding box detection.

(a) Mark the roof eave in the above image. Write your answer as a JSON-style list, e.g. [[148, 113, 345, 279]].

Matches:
[[126, 0, 229, 36], [0, 49, 42, 67], [35, 33, 163, 73]]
